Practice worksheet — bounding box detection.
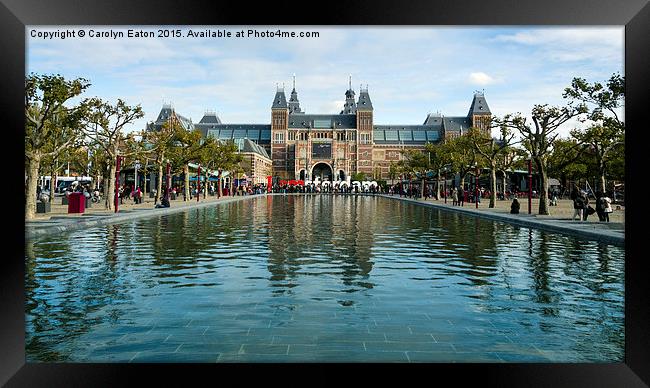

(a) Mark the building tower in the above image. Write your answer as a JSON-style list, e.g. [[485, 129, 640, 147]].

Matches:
[[341, 75, 357, 114], [271, 84, 289, 179], [288, 74, 303, 114], [468, 91, 492, 134], [356, 84, 374, 176]]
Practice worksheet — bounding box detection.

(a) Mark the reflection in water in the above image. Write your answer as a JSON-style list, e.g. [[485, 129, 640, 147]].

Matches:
[[25, 195, 624, 362]]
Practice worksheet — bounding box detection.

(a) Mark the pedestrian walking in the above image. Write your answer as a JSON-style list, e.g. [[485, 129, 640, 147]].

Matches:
[[601, 192, 613, 222], [452, 188, 458, 206], [458, 186, 465, 207], [571, 185, 585, 221]]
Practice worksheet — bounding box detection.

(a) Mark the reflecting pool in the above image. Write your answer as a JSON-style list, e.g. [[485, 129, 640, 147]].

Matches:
[[25, 195, 624, 362]]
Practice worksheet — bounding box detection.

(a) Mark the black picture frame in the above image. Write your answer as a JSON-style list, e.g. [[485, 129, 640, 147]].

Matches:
[[2, 0, 648, 386]]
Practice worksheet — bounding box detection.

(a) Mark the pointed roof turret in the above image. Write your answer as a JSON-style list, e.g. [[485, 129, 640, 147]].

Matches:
[[468, 90, 491, 116], [272, 84, 288, 109], [288, 74, 303, 114], [357, 84, 373, 111], [199, 109, 222, 124], [341, 74, 357, 114]]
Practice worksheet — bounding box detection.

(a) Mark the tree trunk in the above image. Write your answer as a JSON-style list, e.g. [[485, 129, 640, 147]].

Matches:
[[599, 161, 607, 194], [183, 164, 190, 201], [49, 165, 56, 204], [217, 170, 223, 198], [105, 163, 116, 210], [421, 177, 425, 199], [25, 155, 41, 220], [489, 163, 497, 208], [536, 161, 549, 215]]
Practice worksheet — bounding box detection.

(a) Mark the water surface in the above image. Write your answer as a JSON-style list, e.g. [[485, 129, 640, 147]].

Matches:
[[25, 195, 625, 362]]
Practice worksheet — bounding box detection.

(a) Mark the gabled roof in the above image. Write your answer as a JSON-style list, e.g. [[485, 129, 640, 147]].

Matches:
[[199, 112, 222, 124], [239, 138, 271, 160], [443, 116, 472, 134], [272, 89, 288, 109], [423, 113, 443, 126], [149, 105, 193, 131], [468, 92, 491, 116], [357, 88, 373, 110]]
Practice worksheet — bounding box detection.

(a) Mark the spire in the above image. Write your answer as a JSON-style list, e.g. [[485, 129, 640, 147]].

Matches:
[[288, 74, 303, 114], [341, 75, 357, 114]]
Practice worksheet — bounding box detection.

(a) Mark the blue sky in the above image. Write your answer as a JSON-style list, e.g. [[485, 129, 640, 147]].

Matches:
[[27, 26, 623, 137]]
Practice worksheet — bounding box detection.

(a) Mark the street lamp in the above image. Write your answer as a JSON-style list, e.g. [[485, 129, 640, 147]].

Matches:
[[528, 158, 532, 214], [114, 155, 124, 213], [475, 162, 479, 209], [197, 164, 201, 202]]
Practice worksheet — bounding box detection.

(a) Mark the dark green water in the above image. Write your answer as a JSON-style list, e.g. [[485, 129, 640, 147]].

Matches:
[[25, 195, 624, 362]]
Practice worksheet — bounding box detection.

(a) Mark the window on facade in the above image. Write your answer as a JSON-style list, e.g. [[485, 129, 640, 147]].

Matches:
[[412, 131, 426, 141], [360, 133, 372, 144], [288, 131, 296, 141], [233, 129, 247, 139], [248, 129, 260, 140], [349, 132, 356, 141], [219, 129, 233, 139], [426, 131, 439, 141], [385, 130, 398, 141], [273, 132, 285, 143]]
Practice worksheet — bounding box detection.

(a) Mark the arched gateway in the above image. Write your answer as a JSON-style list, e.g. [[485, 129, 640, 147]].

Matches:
[[311, 162, 333, 182]]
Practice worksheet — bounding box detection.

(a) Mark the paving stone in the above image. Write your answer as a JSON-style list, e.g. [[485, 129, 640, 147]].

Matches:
[[131, 351, 220, 363], [240, 344, 289, 355]]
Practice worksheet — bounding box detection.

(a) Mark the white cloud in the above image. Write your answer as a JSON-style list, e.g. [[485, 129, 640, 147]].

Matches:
[[468, 72, 496, 86]]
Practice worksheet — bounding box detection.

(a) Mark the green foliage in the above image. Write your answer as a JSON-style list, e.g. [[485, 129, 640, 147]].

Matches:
[[25, 73, 90, 159], [563, 73, 624, 129], [352, 172, 366, 181]]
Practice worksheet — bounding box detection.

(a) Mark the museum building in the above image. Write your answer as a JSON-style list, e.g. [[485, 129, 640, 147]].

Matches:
[[148, 78, 492, 182]]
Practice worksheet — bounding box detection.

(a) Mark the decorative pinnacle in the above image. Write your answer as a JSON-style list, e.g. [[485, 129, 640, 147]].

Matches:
[[293, 73, 296, 89], [349, 74, 352, 90]]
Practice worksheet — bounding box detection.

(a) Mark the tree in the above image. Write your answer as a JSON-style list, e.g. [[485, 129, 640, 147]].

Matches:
[[400, 149, 431, 198], [564, 74, 625, 194], [467, 124, 518, 208], [495, 103, 587, 215], [83, 98, 145, 209], [25, 74, 90, 219], [547, 138, 590, 192], [199, 140, 243, 198], [424, 142, 450, 200], [168, 126, 217, 201], [145, 120, 177, 203], [445, 134, 478, 190], [388, 161, 398, 186]]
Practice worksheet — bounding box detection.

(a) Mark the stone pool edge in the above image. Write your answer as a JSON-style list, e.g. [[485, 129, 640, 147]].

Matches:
[[379, 194, 624, 247]]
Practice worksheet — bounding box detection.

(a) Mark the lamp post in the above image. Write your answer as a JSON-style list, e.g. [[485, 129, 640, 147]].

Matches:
[[444, 169, 447, 204], [528, 158, 533, 214], [475, 163, 479, 209], [114, 155, 124, 213], [197, 164, 201, 202], [165, 160, 171, 202]]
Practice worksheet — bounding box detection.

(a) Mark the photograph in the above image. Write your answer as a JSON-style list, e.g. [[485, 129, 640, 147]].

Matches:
[[24, 25, 626, 363], [2, 0, 649, 386]]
